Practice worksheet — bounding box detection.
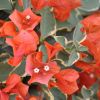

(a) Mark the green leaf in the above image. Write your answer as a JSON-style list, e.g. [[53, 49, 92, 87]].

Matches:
[[90, 83, 99, 95], [72, 95, 83, 100], [14, 0, 23, 11], [56, 51, 69, 66], [11, 60, 26, 76], [73, 23, 86, 43], [10, 95, 16, 100], [0, 0, 12, 10], [54, 36, 68, 47], [0, 63, 13, 81], [56, 11, 82, 31], [23, 0, 30, 9], [39, 44, 48, 62], [40, 7, 56, 38], [81, 86, 92, 99], [50, 87, 67, 100], [67, 50, 80, 66], [65, 41, 75, 53], [79, 0, 100, 12], [74, 41, 88, 52]]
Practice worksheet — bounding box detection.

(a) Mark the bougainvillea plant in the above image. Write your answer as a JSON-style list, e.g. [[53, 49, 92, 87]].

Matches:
[[0, 0, 100, 100]]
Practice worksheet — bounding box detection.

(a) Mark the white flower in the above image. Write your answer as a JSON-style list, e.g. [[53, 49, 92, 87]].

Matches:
[[44, 65, 50, 71], [26, 15, 31, 20], [34, 68, 40, 73]]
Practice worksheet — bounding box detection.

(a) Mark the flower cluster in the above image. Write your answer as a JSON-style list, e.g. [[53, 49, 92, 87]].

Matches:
[[2, 0, 100, 100], [0, 0, 81, 99]]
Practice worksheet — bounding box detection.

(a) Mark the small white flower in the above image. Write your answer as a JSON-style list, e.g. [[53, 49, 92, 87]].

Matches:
[[26, 15, 31, 20], [34, 68, 40, 73], [44, 65, 50, 71]]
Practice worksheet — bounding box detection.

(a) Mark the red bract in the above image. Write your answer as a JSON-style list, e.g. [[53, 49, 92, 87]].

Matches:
[[6, 30, 39, 66], [0, 90, 9, 100], [25, 52, 60, 85], [48, 0, 81, 21], [0, 21, 17, 37], [9, 8, 41, 30], [44, 41, 62, 61], [78, 72, 96, 89], [56, 69, 79, 94], [81, 12, 100, 33], [31, 0, 47, 11], [48, 0, 71, 22], [81, 13, 100, 66], [3, 74, 29, 99], [75, 61, 100, 79], [52, 69, 79, 95]]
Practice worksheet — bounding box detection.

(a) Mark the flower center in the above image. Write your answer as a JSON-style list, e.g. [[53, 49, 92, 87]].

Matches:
[[34, 68, 40, 73], [26, 15, 31, 20], [44, 65, 50, 71]]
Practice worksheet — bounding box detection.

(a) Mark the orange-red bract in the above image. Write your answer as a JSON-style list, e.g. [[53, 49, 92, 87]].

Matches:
[[9, 8, 41, 30], [0, 90, 9, 100], [31, 0, 47, 11], [44, 41, 63, 61], [3, 74, 29, 99], [0, 21, 17, 37], [78, 72, 96, 89], [6, 30, 39, 66], [25, 52, 60, 85], [48, 0, 81, 21], [52, 69, 79, 95], [48, 0, 71, 22]]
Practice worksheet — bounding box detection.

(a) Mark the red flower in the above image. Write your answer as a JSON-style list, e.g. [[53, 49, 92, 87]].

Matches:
[[75, 61, 96, 73], [0, 90, 9, 100], [0, 21, 17, 37], [51, 69, 79, 95], [44, 41, 62, 61], [9, 8, 41, 30], [78, 72, 96, 89], [48, 0, 71, 22], [3, 74, 29, 99], [81, 12, 100, 33], [48, 0, 81, 21], [6, 30, 39, 66], [31, 0, 47, 11], [25, 52, 60, 85]]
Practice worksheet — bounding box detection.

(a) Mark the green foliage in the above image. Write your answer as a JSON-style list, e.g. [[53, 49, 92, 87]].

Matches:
[[0, 0, 12, 10], [40, 7, 56, 38]]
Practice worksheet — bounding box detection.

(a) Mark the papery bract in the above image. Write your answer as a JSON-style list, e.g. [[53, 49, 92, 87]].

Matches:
[[44, 41, 62, 61], [0, 21, 17, 37], [48, 0, 71, 22], [51, 69, 79, 95], [26, 52, 60, 85], [48, 0, 81, 21], [0, 90, 9, 100], [3, 74, 29, 99], [81, 12, 100, 33], [31, 0, 47, 11], [9, 8, 41, 30], [78, 72, 96, 89], [6, 30, 39, 66]]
